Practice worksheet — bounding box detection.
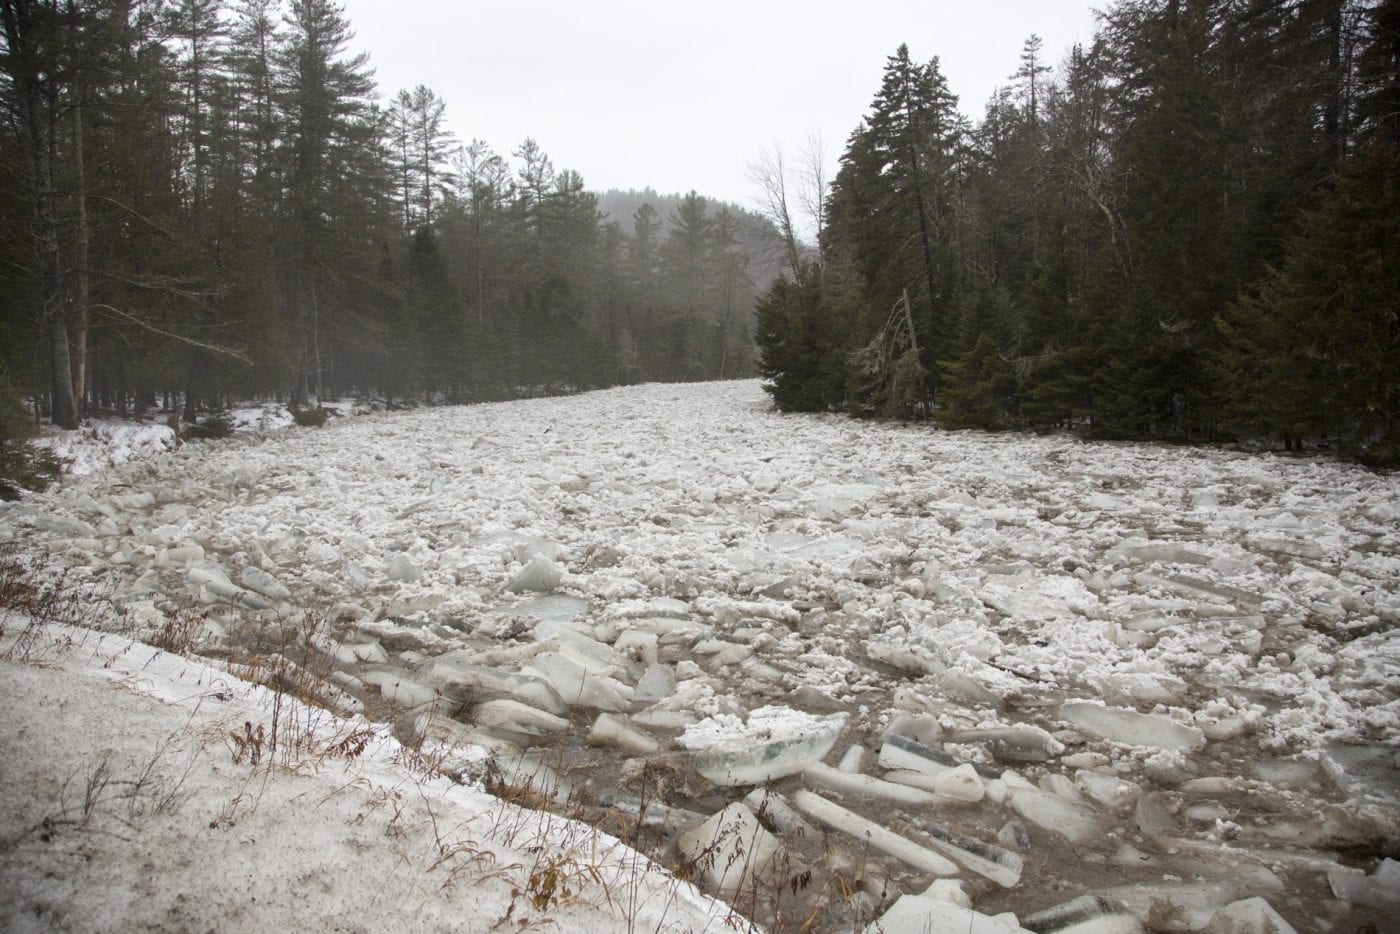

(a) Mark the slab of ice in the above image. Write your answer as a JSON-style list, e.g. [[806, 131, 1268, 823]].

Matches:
[[1102, 882, 1239, 931], [471, 699, 569, 737], [514, 594, 588, 623], [1202, 897, 1297, 934], [838, 745, 867, 773], [743, 789, 818, 837], [385, 553, 422, 582], [239, 566, 292, 601], [790, 791, 959, 877], [504, 555, 563, 594], [358, 669, 437, 707], [917, 822, 1023, 887], [879, 732, 1001, 779], [488, 753, 574, 802], [1138, 572, 1264, 609], [680, 707, 845, 786], [633, 663, 677, 703], [675, 803, 786, 898], [187, 566, 273, 611], [1076, 770, 1141, 809], [1023, 895, 1143, 934], [1108, 542, 1212, 566], [1007, 787, 1099, 842], [589, 713, 660, 755], [803, 763, 945, 805], [947, 727, 1063, 763], [1060, 702, 1206, 752], [1326, 857, 1399, 910], [614, 629, 659, 676], [868, 894, 1027, 934], [526, 652, 632, 711]]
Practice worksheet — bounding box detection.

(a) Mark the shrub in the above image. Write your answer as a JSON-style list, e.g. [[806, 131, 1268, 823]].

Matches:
[[0, 366, 61, 500], [291, 405, 329, 428]]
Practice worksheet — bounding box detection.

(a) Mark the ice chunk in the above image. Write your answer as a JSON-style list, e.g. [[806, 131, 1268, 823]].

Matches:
[[633, 663, 677, 702], [947, 727, 1063, 763], [471, 699, 569, 737], [614, 629, 659, 677], [514, 593, 587, 622], [790, 791, 959, 877], [675, 803, 786, 898], [386, 553, 422, 582], [883, 713, 943, 747], [239, 566, 292, 601], [917, 821, 1023, 887], [1076, 770, 1141, 809], [505, 556, 564, 593], [589, 713, 660, 755], [359, 669, 438, 708], [1023, 895, 1143, 934], [681, 707, 845, 786], [187, 566, 273, 611], [157, 543, 205, 565], [527, 652, 632, 711], [1103, 882, 1239, 931], [1060, 702, 1206, 752], [837, 745, 866, 773], [488, 753, 574, 802], [1202, 897, 1297, 934], [743, 789, 818, 837], [804, 763, 945, 805], [1135, 793, 1178, 834], [1138, 572, 1263, 608], [1007, 787, 1099, 842], [998, 820, 1030, 851], [879, 732, 1001, 779], [868, 894, 1027, 934], [1326, 857, 1399, 910], [1108, 542, 1211, 566]]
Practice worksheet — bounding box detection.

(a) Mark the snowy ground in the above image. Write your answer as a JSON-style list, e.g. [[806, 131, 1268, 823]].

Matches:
[[4, 380, 1397, 932]]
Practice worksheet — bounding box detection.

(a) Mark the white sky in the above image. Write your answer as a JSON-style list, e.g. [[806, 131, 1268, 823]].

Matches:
[[338, 0, 1102, 212]]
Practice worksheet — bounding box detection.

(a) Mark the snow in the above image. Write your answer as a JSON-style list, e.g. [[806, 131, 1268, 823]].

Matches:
[[4, 379, 1397, 931]]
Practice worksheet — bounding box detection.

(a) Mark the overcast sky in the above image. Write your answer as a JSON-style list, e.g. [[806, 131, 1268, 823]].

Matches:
[[338, 0, 1102, 213]]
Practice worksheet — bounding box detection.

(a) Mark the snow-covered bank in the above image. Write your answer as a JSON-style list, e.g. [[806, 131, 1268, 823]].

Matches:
[[0, 622, 721, 932], [4, 379, 1397, 931]]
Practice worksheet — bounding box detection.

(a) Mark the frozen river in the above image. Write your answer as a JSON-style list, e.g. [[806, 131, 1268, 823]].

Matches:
[[8, 380, 1397, 931]]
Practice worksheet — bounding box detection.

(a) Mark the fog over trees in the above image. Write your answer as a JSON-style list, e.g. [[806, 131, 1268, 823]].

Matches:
[[2, 0, 1396, 465], [0, 0, 772, 432]]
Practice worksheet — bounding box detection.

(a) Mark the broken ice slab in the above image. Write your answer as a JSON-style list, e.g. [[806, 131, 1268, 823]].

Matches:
[[1076, 770, 1141, 809], [867, 894, 1028, 934], [1107, 541, 1212, 566], [525, 652, 633, 712], [917, 821, 1023, 887], [1101, 882, 1240, 931], [879, 732, 1002, 779], [1202, 897, 1297, 934], [946, 727, 1064, 763], [533, 619, 618, 672], [803, 763, 946, 806], [1060, 702, 1206, 752], [470, 699, 569, 737], [1007, 787, 1099, 842], [1022, 895, 1143, 934], [239, 566, 292, 601], [589, 712, 660, 755], [1134, 793, 1179, 834], [1326, 857, 1399, 910], [513, 593, 588, 623], [743, 789, 818, 838], [186, 566, 274, 611], [837, 744, 867, 773], [385, 553, 422, 582], [883, 713, 943, 747], [882, 763, 985, 802], [680, 708, 845, 786], [675, 803, 787, 899], [614, 629, 659, 677], [488, 752, 575, 803], [157, 542, 205, 565], [359, 668, 439, 708], [790, 790, 960, 877], [632, 663, 677, 703], [504, 555, 563, 593], [1137, 572, 1264, 609], [410, 711, 522, 758]]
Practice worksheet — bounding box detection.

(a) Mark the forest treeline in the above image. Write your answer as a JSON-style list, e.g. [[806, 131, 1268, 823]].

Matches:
[[0, 0, 773, 433], [755, 0, 1398, 464]]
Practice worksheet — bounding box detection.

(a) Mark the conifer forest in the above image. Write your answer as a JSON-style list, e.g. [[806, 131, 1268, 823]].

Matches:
[[2, 0, 1398, 463]]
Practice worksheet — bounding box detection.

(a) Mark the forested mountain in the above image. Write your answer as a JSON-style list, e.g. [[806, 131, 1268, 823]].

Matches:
[[0, 0, 768, 433], [756, 0, 1398, 464]]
